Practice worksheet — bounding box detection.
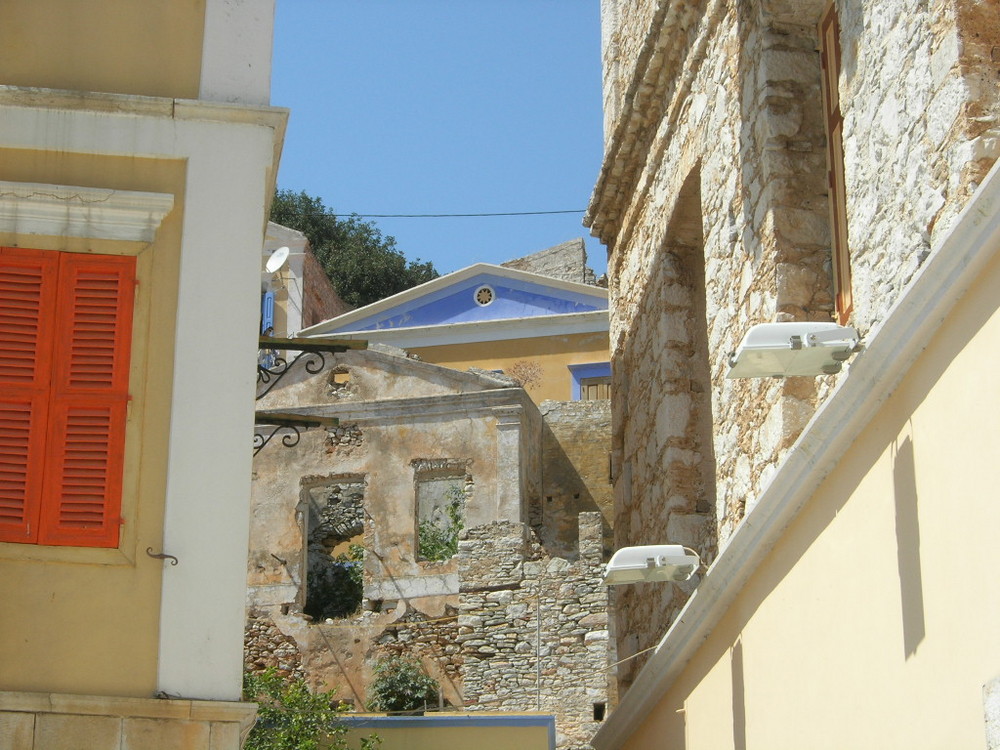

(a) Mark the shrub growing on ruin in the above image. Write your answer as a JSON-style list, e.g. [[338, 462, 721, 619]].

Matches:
[[366, 657, 440, 713], [243, 668, 379, 750], [506, 359, 543, 390], [417, 486, 464, 562]]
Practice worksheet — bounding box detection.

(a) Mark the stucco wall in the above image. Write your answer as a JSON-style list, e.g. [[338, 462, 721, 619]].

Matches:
[[413, 331, 611, 403]]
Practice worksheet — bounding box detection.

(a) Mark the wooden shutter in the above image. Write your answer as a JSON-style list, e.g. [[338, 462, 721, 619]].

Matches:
[[580, 376, 612, 401], [0, 249, 57, 543], [39, 254, 135, 547], [820, 2, 853, 324]]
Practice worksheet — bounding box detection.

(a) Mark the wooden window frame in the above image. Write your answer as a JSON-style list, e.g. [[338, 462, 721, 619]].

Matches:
[[0, 247, 135, 548], [579, 375, 612, 401], [820, 1, 853, 324]]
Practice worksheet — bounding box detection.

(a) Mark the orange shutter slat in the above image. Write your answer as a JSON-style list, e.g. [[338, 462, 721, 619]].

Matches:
[[0, 248, 58, 543], [41, 254, 135, 548], [38, 401, 126, 547]]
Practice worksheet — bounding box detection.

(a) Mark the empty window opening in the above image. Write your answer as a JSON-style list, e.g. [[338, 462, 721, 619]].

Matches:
[[303, 477, 366, 621], [593, 702, 607, 722], [412, 460, 470, 562]]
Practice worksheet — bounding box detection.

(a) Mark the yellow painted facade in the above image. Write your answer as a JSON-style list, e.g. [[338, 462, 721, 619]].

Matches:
[[0, 152, 184, 696], [0, 1, 284, 746], [0, 0, 205, 99], [614, 212, 1000, 749], [413, 330, 610, 403], [343, 714, 554, 750]]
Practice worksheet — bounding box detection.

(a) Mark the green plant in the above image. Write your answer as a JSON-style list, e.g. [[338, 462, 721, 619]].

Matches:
[[306, 544, 365, 621], [243, 668, 379, 750], [417, 487, 464, 562], [367, 657, 440, 713]]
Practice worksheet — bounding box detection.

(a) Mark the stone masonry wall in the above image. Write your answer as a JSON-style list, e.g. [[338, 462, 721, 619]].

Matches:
[[537, 400, 614, 557], [459, 514, 609, 750], [588, 0, 1000, 695]]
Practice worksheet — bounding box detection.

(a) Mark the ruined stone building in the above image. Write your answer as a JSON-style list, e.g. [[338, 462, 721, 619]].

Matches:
[[248, 345, 614, 749], [583, 0, 1000, 748]]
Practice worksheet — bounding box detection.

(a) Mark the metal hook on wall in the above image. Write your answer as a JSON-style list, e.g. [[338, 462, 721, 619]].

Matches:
[[147, 547, 179, 566]]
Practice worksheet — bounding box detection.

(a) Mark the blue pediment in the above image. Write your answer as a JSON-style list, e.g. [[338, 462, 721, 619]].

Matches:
[[328, 272, 607, 334]]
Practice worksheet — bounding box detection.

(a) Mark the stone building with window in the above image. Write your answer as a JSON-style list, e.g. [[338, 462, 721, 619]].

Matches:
[[585, 0, 1000, 747], [249, 345, 614, 749]]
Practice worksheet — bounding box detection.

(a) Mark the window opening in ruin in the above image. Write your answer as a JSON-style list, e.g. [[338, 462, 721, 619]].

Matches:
[[412, 460, 470, 562], [302, 476, 366, 621], [593, 702, 606, 721], [820, 1, 852, 324]]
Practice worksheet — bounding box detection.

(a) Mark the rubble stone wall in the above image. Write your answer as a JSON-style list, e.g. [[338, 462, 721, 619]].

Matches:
[[459, 514, 609, 750], [537, 400, 614, 557]]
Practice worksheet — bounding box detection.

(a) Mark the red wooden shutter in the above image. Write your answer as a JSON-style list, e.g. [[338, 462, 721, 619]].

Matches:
[[39, 254, 135, 547], [0, 248, 57, 543]]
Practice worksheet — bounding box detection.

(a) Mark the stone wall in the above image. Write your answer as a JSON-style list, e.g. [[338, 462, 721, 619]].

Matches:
[[587, 0, 1000, 696], [501, 238, 598, 285], [301, 246, 352, 328], [458, 514, 609, 750], [537, 400, 614, 557]]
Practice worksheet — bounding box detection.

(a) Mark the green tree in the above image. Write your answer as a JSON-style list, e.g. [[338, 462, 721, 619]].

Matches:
[[270, 189, 438, 307], [243, 668, 379, 750]]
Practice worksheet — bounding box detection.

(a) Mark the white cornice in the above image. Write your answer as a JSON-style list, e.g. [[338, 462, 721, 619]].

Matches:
[[0, 180, 174, 243], [592, 158, 1000, 749], [308, 310, 610, 349], [299, 262, 608, 337]]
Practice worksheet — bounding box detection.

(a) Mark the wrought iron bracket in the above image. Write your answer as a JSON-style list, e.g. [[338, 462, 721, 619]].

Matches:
[[256, 335, 366, 402], [253, 422, 302, 455], [257, 350, 328, 400], [253, 412, 339, 456]]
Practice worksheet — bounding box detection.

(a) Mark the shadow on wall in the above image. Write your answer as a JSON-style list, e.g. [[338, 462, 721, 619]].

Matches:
[[893, 433, 925, 659], [535, 411, 613, 559], [611, 162, 718, 688]]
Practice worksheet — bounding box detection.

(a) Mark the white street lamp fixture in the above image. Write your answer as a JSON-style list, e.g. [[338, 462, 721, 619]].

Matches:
[[727, 322, 861, 378], [603, 545, 701, 586]]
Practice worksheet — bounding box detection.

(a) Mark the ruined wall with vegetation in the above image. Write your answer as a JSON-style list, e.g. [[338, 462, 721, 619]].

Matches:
[[248, 352, 612, 749]]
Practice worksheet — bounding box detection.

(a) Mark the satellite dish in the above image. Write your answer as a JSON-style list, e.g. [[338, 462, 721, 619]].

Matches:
[[265, 246, 290, 273]]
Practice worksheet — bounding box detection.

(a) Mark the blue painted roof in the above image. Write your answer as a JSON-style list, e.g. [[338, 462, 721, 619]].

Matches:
[[328, 271, 607, 334]]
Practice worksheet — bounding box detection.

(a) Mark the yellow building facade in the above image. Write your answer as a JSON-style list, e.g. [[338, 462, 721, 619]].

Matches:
[[0, 1, 286, 747]]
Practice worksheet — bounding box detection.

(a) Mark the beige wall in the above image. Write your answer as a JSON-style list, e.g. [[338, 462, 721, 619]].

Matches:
[[619, 229, 1000, 749], [0, 150, 185, 697], [413, 331, 610, 403], [0, 0, 206, 99]]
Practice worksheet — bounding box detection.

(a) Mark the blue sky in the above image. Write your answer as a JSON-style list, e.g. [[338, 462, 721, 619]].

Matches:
[[270, 1, 607, 277]]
